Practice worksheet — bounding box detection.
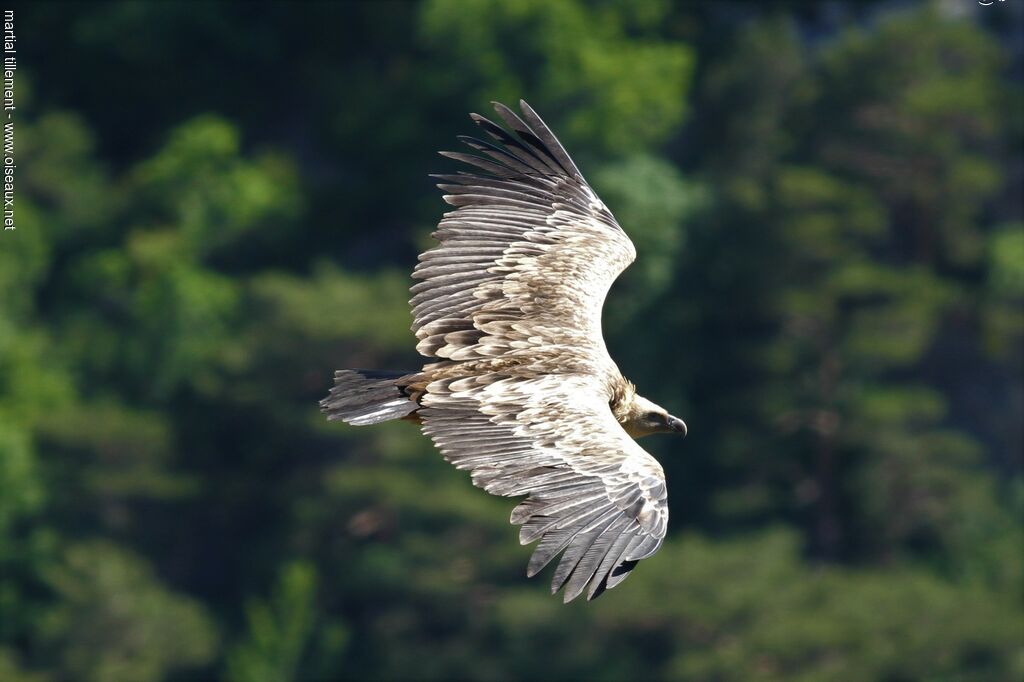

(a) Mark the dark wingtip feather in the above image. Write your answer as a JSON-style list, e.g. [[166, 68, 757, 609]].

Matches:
[[516, 100, 583, 180]]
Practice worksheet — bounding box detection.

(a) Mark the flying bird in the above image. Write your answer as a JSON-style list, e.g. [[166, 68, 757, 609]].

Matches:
[[321, 100, 687, 602]]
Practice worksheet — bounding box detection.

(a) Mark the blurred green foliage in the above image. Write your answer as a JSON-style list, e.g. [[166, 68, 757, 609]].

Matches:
[[226, 561, 334, 682], [1, 1, 1021, 680]]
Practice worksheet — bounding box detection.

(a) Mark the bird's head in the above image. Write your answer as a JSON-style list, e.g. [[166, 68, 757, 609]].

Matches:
[[620, 394, 687, 439]]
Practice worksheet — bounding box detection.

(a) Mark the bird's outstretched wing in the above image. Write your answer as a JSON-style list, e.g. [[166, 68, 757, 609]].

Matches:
[[420, 373, 668, 602], [412, 100, 636, 369]]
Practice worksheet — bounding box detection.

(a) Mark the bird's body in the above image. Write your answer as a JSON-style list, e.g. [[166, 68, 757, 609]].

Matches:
[[322, 101, 686, 602]]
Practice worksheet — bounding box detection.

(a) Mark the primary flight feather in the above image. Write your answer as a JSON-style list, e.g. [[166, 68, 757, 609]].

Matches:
[[321, 100, 686, 602]]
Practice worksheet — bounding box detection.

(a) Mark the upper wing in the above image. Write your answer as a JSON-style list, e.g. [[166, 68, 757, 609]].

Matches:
[[420, 373, 668, 602], [412, 100, 636, 366]]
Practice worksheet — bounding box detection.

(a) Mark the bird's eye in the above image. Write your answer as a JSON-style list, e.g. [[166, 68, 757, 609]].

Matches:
[[645, 411, 661, 422]]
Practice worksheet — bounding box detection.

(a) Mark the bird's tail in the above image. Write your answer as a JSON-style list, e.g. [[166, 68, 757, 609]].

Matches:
[[320, 369, 419, 425]]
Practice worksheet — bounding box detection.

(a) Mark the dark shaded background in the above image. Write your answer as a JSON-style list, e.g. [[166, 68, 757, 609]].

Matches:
[[1, 1, 1022, 680]]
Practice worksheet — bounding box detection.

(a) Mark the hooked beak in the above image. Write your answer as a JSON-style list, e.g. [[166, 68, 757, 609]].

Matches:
[[667, 415, 687, 437]]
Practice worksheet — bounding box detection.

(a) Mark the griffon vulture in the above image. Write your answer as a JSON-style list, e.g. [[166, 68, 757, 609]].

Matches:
[[322, 100, 687, 602]]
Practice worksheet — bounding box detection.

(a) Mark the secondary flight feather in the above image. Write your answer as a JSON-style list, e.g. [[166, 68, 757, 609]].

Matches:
[[322, 100, 687, 602]]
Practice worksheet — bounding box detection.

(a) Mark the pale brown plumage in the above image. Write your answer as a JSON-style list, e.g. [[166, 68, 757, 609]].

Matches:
[[321, 100, 686, 602]]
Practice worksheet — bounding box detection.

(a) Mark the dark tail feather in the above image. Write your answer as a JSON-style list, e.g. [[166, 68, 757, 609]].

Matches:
[[320, 369, 418, 425]]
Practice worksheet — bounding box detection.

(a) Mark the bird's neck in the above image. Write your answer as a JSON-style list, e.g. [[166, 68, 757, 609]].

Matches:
[[609, 377, 637, 423]]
